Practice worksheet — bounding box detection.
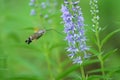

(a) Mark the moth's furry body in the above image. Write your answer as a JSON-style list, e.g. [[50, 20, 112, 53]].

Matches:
[[25, 29, 46, 44]]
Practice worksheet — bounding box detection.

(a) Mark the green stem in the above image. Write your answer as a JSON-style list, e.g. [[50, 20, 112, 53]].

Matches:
[[99, 55, 105, 80], [91, 0, 105, 79], [80, 65, 86, 80], [95, 27, 105, 80], [44, 45, 54, 80], [45, 52, 54, 80], [95, 30, 101, 52], [101, 59, 105, 77]]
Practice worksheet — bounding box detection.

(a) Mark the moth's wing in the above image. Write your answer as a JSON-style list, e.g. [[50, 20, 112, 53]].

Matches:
[[31, 33, 38, 40]]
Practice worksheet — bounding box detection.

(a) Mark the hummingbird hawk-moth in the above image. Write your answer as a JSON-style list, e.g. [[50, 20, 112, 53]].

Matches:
[[25, 28, 63, 44], [25, 29, 46, 44]]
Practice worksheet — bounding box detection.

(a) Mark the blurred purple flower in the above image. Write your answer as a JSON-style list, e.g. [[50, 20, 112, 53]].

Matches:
[[29, 0, 35, 6], [29, 0, 36, 16], [41, 2, 46, 9], [30, 9, 36, 16]]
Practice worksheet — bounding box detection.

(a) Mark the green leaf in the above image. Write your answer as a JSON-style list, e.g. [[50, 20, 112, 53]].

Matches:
[[56, 59, 100, 80], [101, 29, 120, 47], [88, 75, 108, 80], [88, 66, 120, 79], [89, 48, 100, 55], [83, 59, 99, 66], [7, 32, 20, 42], [9, 76, 40, 80], [103, 49, 117, 61], [22, 27, 35, 31], [13, 56, 41, 75], [107, 66, 120, 77], [87, 69, 102, 74], [55, 65, 79, 80], [87, 67, 113, 80], [87, 67, 116, 74]]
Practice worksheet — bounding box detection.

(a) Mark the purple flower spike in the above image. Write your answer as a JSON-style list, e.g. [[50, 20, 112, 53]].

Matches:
[[61, 0, 90, 64]]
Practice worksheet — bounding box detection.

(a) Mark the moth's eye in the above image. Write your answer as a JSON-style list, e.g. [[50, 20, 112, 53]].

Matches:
[[25, 40, 28, 43]]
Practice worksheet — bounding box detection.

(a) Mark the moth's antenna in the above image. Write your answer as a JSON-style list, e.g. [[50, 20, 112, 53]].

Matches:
[[46, 28, 64, 36]]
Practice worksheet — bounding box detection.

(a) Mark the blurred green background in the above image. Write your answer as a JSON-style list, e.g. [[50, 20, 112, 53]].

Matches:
[[0, 0, 120, 80]]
